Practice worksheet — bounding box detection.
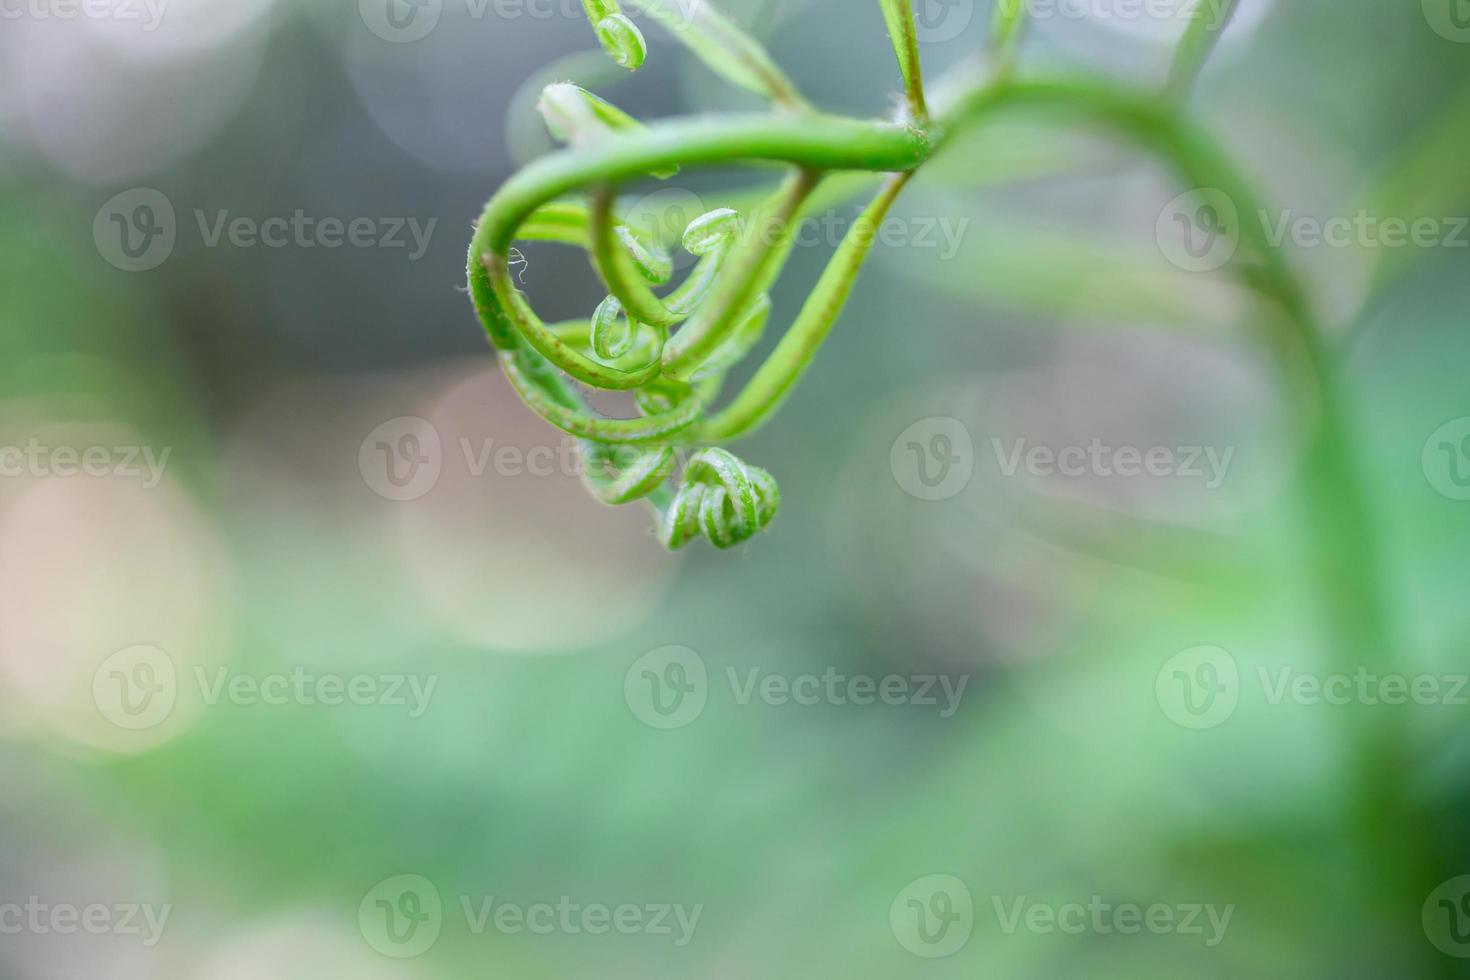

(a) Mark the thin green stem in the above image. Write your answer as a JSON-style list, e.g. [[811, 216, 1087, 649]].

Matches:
[[589, 184, 683, 329], [660, 169, 819, 381], [990, 0, 1027, 61], [627, 0, 811, 110], [940, 71, 1448, 976], [1165, 0, 1242, 100], [704, 171, 914, 440], [878, 0, 927, 121]]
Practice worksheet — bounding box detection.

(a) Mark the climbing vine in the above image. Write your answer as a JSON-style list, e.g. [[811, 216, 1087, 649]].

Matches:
[[467, 0, 1292, 554]]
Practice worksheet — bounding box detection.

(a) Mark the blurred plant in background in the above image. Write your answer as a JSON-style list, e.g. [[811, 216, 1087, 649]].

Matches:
[[1, 0, 1468, 977]]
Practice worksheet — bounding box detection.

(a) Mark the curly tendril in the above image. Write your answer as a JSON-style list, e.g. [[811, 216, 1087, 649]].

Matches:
[[464, 23, 1430, 974], [470, 0, 1287, 552], [661, 449, 780, 551]]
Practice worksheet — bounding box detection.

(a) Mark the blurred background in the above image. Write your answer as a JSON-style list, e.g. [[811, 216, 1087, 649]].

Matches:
[[1, 0, 1468, 976]]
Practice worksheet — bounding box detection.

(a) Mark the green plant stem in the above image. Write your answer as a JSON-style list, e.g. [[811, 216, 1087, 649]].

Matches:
[[473, 114, 929, 257], [627, 0, 811, 110], [990, 0, 1027, 59], [589, 184, 683, 329], [1165, 0, 1243, 100], [704, 171, 914, 440], [879, 0, 927, 120], [939, 71, 1445, 974], [661, 169, 818, 380]]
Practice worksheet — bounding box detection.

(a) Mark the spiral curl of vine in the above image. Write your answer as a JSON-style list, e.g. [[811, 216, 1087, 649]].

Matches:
[[467, 0, 1273, 553], [464, 12, 1453, 980]]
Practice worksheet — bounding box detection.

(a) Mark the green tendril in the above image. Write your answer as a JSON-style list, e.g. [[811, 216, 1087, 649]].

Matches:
[[660, 448, 780, 551], [465, 0, 1314, 559]]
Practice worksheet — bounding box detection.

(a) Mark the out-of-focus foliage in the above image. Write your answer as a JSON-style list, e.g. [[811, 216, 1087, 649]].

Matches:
[[1, 1, 1467, 977]]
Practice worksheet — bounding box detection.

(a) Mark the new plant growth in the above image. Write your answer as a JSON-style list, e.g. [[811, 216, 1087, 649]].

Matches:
[[466, 5, 1457, 971], [468, 0, 1289, 556]]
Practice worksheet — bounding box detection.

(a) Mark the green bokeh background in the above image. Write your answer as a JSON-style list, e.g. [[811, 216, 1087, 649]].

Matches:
[[1, 0, 1468, 976]]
